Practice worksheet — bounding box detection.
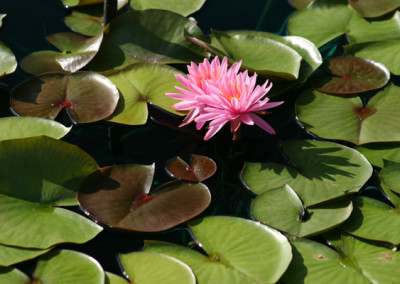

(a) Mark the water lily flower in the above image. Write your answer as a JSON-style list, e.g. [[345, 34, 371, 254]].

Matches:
[[166, 56, 283, 141]]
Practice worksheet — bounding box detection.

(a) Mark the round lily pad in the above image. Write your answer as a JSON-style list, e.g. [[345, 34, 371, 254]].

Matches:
[[78, 164, 211, 232], [310, 56, 389, 94], [349, 0, 400, 18], [11, 71, 119, 123], [119, 251, 196, 284], [130, 0, 206, 16], [251, 184, 353, 237], [296, 84, 400, 144], [166, 154, 217, 182], [241, 140, 372, 206], [355, 142, 400, 167], [0, 244, 49, 266]]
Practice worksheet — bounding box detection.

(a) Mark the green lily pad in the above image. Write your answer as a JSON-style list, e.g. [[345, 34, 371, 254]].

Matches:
[[11, 71, 119, 123], [251, 184, 353, 237], [65, 9, 103, 36], [379, 178, 400, 208], [130, 0, 206, 16], [0, 41, 17, 77], [0, 244, 49, 266], [296, 84, 400, 144], [78, 164, 211, 232], [340, 196, 400, 244], [241, 140, 372, 206], [0, 117, 71, 141], [288, 0, 314, 9], [145, 216, 292, 283], [310, 56, 389, 94], [349, 0, 400, 18], [287, 0, 400, 47], [105, 63, 185, 125], [88, 9, 209, 71], [166, 154, 217, 182], [380, 160, 400, 195], [105, 272, 129, 284], [20, 32, 103, 75], [355, 142, 400, 167], [0, 267, 30, 284], [119, 251, 196, 284], [344, 41, 400, 75], [0, 136, 102, 248]]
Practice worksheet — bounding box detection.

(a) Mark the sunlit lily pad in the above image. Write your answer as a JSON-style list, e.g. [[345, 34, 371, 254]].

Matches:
[[105, 272, 129, 284], [0, 136, 102, 248], [251, 184, 353, 237], [0, 117, 71, 141], [355, 142, 400, 167], [105, 63, 185, 125], [145, 216, 292, 283], [65, 9, 104, 36], [296, 84, 400, 144], [349, 0, 400, 18], [20, 32, 103, 75], [166, 154, 217, 182], [0, 244, 49, 266], [63, 0, 127, 6], [119, 251, 196, 284], [241, 140, 372, 206], [88, 9, 209, 71], [11, 71, 119, 123], [130, 0, 206, 16], [287, 0, 400, 47], [78, 164, 211, 232], [379, 160, 400, 195], [0, 267, 30, 284], [310, 56, 389, 94], [0, 41, 17, 77]]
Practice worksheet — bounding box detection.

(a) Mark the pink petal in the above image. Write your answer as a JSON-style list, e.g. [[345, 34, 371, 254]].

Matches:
[[230, 118, 242, 132], [249, 113, 276, 134], [240, 113, 254, 125], [204, 124, 226, 141], [179, 108, 199, 127]]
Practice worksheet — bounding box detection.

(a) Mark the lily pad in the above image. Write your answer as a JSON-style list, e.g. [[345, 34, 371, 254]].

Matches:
[[379, 160, 400, 195], [344, 41, 400, 75], [0, 244, 49, 266], [20, 32, 103, 75], [0, 116, 71, 141], [241, 140, 372, 206], [0, 41, 17, 77], [251, 184, 353, 237], [310, 56, 389, 94], [88, 9, 209, 71], [349, 0, 400, 18], [0, 267, 30, 284], [166, 154, 217, 182], [0, 136, 102, 248], [119, 251, 196, 284], [105, 63, 185, 125], [288, 0, 314, 9], [78, 164, 211, 232], [287, 0, 400, 47], [65, 9, 104, 36], [145, 216, 292, 284], [355, 142, 400, 167], [105, 272, 129, 284], [130, 0, 206, 16], [11, 71, 119, 123], [296, 84, 400, 144]]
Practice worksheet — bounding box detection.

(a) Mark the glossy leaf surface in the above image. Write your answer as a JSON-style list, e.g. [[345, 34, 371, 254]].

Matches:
[[0, 244, 49, 266], [0, 41, 17, 77], [65, 9, 104, 36], [166, 154, 217, 182], [349, 0, 400, 18], [105, 272, 129, 284], [130, 0, 206, 16]]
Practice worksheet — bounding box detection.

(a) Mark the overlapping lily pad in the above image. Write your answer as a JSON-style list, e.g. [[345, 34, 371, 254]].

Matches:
[[310, 56, 389, 94], [78, 164, 211, 232], [349, 0, 400, 18], [356, 142, 400, 167], [65, 9, 104, 36], [105, 63, 185, 125], [145, 216, 292, 284], [0, 14, 17, 77], [119, 251, 196, 284], [11, 71, 119, 123], [287, 0, 400, 47], [241, 140, 372, 206], [0, 244, 49, 266], [88, 9, 209, 71], [296, 84, 400, 144], [0, 267, 30, 284], [379, 160, 400, 195], [20, 32, 103, 75], [251, 184, 353, 237], [166, 154, 217, 182], [0, 136, 102, 248], [130, 0, 206, 16], [105, 272, 129, 284]]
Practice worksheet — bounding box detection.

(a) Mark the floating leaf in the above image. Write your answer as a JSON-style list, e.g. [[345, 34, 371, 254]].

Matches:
[[380, 160, 400, 195], [65, 9, 103, 36], [0, 136, 102, 248], [130, 0, 206, 16], [119, 251, 196, 284], [0, 41, 17, 77], [288, 0, 315, 9], [145, 216, 292, 283], [344, 41, 400, 75], [11, 71, 119, 123], [296, 84, 400, 144], [310, 56, 389, 94], [0, 117, 71, 141], [251, 184, 353, 237], [78, 164, 211, 232], [0, 267, 30, 284], [88, 9, 209, 71], [287, 0, 400, 47], [105, 63, 185, 125], [349, 0, 400, 18], [0, 244, 49, 266], [166, 154, 217, 182], [241, 140, 372, 206], [355, 142, 400, 167], [105, 272, 129, 284]]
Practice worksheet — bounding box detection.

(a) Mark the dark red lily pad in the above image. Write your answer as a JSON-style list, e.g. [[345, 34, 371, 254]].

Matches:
[[166, 154, 217, 182], [78, 164, 211, 232], [310, 56, 389, 95], [10, 72, 119, 123]]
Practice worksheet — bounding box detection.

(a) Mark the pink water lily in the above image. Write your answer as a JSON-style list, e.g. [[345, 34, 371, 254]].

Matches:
[[166, 56, 283, 141]]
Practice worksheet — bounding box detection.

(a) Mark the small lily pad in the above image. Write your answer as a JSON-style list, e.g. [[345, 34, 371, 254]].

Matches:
[[310, 56, 389, 94], [0, 41, 17, 77], [105, 272, 129, 284], [130, 0, 206, 16], [166, 154, 217, 182], [11, 71, 119, 123], [78, 164, 211, 232], [0, 267, 30, 284], [349, 0, 400, 18]]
